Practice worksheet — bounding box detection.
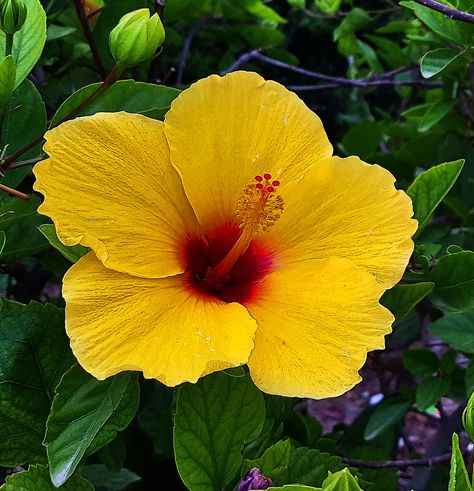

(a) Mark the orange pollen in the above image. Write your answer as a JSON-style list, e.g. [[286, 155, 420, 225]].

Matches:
[[205, 174, 284, 289]]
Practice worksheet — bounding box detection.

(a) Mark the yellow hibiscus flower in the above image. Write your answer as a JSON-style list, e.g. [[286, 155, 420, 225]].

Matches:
[[33, 71, 417, 399]]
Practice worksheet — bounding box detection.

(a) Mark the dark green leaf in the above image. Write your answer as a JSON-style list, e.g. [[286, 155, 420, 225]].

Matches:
[[44, 364, 140, 487], [0, 464, 94, 490], [381, 282, 434, 325], [407, 159, 464, 234], [39, 224, 90, 263], [418, 99, 456, 132], [430, 251, 474, 313], [402, 349, 439, 378], [50, 80, 180, 127], [0, 299, 74, 466], [430, 311, 474, 353], [80, 464, 141, 491], [465, 358, 474, 396], [174, 371, 266, 491], [416, 375, 450, 411], [334, 8, 371, 41], [364, 399, 411, 440]]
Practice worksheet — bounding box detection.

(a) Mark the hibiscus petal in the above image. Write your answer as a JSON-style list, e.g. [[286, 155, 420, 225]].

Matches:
[[246, 258, 393, 399], [63, 253, 257, 386], [164, 71, 333, 230], [34, 112, 200, 278], [263, 156, 417, 289]]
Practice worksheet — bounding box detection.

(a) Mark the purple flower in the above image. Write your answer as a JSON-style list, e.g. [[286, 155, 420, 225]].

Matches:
[[237, 467, 274, 491]]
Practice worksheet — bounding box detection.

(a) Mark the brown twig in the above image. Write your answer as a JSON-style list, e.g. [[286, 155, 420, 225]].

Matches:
[[0, 183, 29, 200], [342, 452, 453, 469], [73, 0, 107, 79], [412, 0, 474, 24]]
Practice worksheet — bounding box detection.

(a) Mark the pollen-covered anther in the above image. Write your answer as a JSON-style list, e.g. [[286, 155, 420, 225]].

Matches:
[[235, 174, 284, 233]]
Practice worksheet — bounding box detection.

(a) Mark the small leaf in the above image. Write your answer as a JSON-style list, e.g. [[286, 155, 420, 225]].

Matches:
[[416, 375, 450, 411], [287, 0, 305, 9], [321, 468, 364, 491], [364, 399, 411, 440], [407, 159, 464, 234], [430, 251, 474, 313], [80, 464, 142, 491], [0, 299, 74, 466], [0, 464, 94, 490], [334, 8, 371, 41], [420, 48, 465, 78], [381, 282, 434, 325], [44, 364, 140, 487], [402, 349, 439, 378], [430, 311, 474, 353], [418, 99, 456, 132], [174, 371, 266, 491], [448, 433, 472, 491], [242, 439, 292, 483], [39, 224, 90, 263]]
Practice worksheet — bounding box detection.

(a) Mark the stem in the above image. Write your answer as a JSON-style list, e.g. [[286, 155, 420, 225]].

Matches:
[[5, 34, 13, 57], [73, 0, 107, 79], [0, 64, 122, 170], [0, 183, 29, 200], [412, 0, 474, 24]]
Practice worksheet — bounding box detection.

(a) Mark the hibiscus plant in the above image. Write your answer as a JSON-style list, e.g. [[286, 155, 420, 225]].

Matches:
[[0, 1, 473, 490]]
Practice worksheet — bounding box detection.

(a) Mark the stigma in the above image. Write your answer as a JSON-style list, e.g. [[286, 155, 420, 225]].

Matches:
[[204, 173, 283, 289]]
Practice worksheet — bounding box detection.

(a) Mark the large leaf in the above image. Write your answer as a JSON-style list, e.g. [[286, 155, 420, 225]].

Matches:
[[430, 251, 474, 313], [174, 371, 266, 491], [0, 464, 94, 490], [50, 80, 180, 127], [364, 399, 411, 440], [448, 433, 472, 491], [0, 299, 74, 466], [430, 311, 474, 353], [0, 79, 46, 191], [0, 0, 47, 89], [44, 364, 140, 487], [407, 159, 464, 234], [381, 282, 434, 325]]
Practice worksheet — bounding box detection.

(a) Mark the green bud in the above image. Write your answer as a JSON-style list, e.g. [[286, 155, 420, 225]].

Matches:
[[0, 0, 27, 36], [109, 9, 165, 68], [462, 391, 474, 441]]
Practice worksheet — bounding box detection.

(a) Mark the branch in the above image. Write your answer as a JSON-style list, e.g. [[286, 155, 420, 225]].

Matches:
[[73, 0, 107, 79], [412, 0, 474, 24], [0, 183, 29, 200], [221, 50, 442, 89], [342, 452, 453, 469]]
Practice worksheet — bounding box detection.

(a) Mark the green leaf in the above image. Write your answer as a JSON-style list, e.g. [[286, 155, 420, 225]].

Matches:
[[44, 364, 140, 487], [407, 159, 464, 234], [0, 55, 16, 110], [430, 251, 474, 313], [0, 464, 94, 490], [39, 224, 90, 263], [418, 99, 456, 132], [50, 80, 181, 127], [448, 433, 472, 491], [174, 371, 266, 491], [0, 79, 46, 191], [340, 121, 383, 160], [334, 8, 370, 41], [287, 0, 305, 9], [420, 48, 466, 78], [321, 468, 364, 491], [381, 282, 434, 325], [314, 0, 341, 15], [239, 0, 287, 23], [465, 358, 474, 396], [416, 375, 450, 411], [243, 439, 292, 484], [0, 299, 74, 466], [364, 399, 411, 440], [402, 349, 439, 378], [0, 0, 47, 89], [80, 464, 141, 491], [269, 486, 321, 491], [430, 311, 474, 353]]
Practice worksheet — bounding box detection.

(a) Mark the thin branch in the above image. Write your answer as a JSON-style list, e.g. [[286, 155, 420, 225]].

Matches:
[[412, 0, 474, 24], [73, 0, 107, 79], [6, 157, 43, 170], [221, 50, 442, 89], [0, 183, 29, 200], [342, 452, 453, 469]]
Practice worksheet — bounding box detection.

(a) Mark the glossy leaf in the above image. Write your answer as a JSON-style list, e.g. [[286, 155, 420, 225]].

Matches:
[[416, 375, 450, 411], [0, 0, 47, 89], [420, 48, 466, 78], [418, 99, 456, 132], [0, 56, 15, 110], [0, 464, 94, 490], [44, 364, 140, 487], [174, 371, 266, 491], [0, 299, 74, 466], [407, 159, 464, 234], [430, 311, 474, 353], [364, 399, 411, 440]]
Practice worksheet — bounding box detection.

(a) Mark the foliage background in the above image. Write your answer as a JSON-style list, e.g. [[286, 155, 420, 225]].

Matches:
[[0, 0, 473, 490]]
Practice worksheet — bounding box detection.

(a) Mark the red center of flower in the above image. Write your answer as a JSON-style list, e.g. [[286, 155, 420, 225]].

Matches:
[[181, 174, 283, 304]]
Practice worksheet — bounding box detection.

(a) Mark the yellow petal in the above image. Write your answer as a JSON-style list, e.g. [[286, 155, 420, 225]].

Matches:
[[164, 71, 332, 230], [263, 156, 417, 289], [63, 253, 257, 386], [246, 258, 393, 399], [34, 112, 200, 279]]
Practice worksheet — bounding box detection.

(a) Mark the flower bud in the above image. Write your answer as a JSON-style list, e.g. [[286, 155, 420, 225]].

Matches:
[[237, 468, 273, 491], [0, 0, 27, 36], [109, 9, 165, 68], [462, 392, 474, 441]]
